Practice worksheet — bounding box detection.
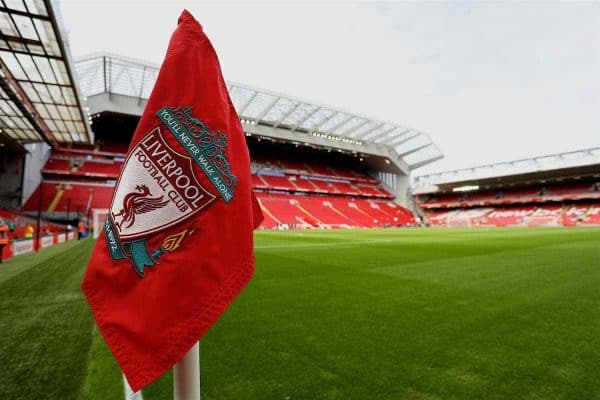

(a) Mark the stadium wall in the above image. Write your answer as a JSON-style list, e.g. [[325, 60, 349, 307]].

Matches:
[[0, 152, 25, 209], [0, 231, 77, 262], [22, 142, 51, 206]]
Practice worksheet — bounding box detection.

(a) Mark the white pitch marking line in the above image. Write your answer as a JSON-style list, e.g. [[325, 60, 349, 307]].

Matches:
[[255, 239, 394, 249]]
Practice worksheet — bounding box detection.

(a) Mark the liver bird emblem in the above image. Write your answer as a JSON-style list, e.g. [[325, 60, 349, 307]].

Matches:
[[113, 184, 169, 231]]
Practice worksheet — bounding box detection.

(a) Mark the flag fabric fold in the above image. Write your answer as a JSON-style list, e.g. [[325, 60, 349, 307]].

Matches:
[[82, 9, 262, 391]]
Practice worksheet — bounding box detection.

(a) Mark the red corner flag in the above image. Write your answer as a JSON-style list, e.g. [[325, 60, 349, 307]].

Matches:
[[82, 10, 263, 391]]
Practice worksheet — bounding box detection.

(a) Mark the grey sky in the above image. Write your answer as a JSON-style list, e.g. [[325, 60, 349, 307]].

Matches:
[[59, 1, 599, 176]]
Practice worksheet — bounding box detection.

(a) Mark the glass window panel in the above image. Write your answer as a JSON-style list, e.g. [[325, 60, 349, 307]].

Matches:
[[20, 81, 40, 101], [12, 129, 26, 140], [26, 42, 44, 55], [67, 105, 80, 121], [36, 103, 49, 118], [0, 100, 11, 114], [23, 117, 34, 130], [33, 56, 56, 83], [54, 118, 66, 132], [57, 104, 70, 120], [34, 19, 60, 56], [7, 39, 26, 52], [4, 0, 27, 12], [3, 101, 22, 118], [33, 82, 52, 102], [48, 84, 63, 103], [64, 120, 76, 134], [45, 103, 59, 118], [15, 53, 41, 80], [0, 12, 18, 36], [44, 118, 56, 131], [25, 0, 48, 16], [61, 87, 75, 105], [12, 15, 38, 40], [50, 59, 68, 85], [14, 116, 27, 129], [0, 50, 27, 79]]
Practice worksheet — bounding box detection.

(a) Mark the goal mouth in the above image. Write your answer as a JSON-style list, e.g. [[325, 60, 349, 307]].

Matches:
[[445, 217, 472, 228], [92, 209, 110, 239]]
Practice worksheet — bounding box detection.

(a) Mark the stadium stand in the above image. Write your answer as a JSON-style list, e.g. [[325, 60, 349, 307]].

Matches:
[[415, 149, 600, 228], [23, 142, 414, 229]]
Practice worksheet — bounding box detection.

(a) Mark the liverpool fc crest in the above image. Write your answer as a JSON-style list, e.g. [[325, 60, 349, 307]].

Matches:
[[105, 106, 237, 277]]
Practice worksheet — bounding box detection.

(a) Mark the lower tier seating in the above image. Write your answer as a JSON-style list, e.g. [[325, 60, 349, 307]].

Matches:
[[23, 181, 115, 214], [22, 181, 415, 229], [256, 193, 415, 228], [0, 208, 64, 240]]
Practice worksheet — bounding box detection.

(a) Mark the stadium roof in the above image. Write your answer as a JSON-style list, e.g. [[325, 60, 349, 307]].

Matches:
[[413, 147, 600, 193], [75, 52, 443, 172], [0, 0, 91, 146]]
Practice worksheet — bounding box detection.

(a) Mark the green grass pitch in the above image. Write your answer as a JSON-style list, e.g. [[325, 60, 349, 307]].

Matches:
[[0, 227, 599, 399]]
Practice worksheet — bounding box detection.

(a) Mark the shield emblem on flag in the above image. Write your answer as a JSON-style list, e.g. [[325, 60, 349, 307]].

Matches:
[[110, 126, 216, 241]]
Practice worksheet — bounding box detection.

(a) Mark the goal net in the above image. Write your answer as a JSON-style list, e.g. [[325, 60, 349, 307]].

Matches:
[[92, 209, 110, 239], [445, 217, 472, 228]]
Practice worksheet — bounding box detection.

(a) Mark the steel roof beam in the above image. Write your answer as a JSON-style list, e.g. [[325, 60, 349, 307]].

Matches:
[[352, 122, 384, 139], [366, 126, 399, 142], [0, 6, 51, 21], [327, 114, 354, 134], [385, 129, 413, 145], [253, 96, 280, 124], [377, 128, 412, 144], [397, 143, 432, 158], [409, 154, 444, 170], [391, 132, 420, 147], [238, 89, 258, 116], [272, 101, 301, 129], [341, 119, 369, 137], [290, 105, 320, 132], [310, 109, 338, 132], [0, 58, 56, 146]]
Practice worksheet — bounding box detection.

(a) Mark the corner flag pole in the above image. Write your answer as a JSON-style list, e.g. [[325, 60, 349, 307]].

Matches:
[[173, 341, 201, 400]]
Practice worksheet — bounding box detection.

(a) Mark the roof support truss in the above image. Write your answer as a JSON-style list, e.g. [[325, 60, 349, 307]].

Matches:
[[272, 101, 301, 129], [397, 143, 432, 158], [253, 97, 280, 124]]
